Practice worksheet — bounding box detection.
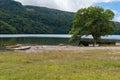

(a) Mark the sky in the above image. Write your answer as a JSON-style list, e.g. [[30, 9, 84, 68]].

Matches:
[[15, 0, 120, 22]]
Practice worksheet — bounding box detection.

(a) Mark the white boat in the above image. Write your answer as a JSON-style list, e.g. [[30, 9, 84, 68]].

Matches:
[[14, 46, 31, 50]]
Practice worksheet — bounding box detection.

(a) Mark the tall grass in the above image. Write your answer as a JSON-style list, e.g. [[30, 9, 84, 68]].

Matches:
[[0, 50, 120, 80]]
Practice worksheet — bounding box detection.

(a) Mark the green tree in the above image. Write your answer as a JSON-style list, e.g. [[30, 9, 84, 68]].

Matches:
[[69, 6, 114, 46]]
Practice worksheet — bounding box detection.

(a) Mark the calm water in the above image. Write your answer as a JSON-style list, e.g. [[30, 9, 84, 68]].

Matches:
[[1, 34, 120, 40], [0, 34, 120, 50], [0, 34, 72, 50], [0, 34, 71, 38]]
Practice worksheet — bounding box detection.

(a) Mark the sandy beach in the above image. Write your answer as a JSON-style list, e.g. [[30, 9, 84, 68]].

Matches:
[[20, 45, 120, 53]]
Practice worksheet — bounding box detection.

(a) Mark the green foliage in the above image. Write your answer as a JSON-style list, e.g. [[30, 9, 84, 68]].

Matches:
[[0, 0, 24, 10], [0, 0, 74, 34], [0, 0, 120, 35], [0, 20, 16, 34], [113, 22, 120, 34], [70, 6, 115, 43]]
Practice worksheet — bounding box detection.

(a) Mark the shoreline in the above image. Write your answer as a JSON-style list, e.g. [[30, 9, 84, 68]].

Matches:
[[19, 45, 120, 53]]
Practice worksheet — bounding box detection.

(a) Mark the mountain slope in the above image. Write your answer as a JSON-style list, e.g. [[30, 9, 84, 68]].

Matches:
[[0, 0, 74, 34], [0, 0, 24, 10], [113, 22, 120, 34]]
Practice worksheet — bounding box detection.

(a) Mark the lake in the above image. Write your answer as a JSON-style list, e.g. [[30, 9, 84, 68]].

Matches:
[[0, 34, 72, 50], [0, 34, 120, 50]]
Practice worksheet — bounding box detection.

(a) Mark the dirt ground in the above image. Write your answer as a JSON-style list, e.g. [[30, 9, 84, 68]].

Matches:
[[20, 45, 120, 53]]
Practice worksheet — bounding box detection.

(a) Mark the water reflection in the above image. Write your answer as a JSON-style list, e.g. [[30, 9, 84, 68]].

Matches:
[[1, 34, 120, 50], [0, 37, 71, 50]]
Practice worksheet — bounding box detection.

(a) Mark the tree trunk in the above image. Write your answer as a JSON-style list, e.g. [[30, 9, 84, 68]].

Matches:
[[78, 40, 81, 46], [92, 35, 98, 47], [93, 40, 96, 47]]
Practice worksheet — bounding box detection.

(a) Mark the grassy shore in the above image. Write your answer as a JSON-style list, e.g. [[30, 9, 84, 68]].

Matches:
[[0, 50, 120, 80]]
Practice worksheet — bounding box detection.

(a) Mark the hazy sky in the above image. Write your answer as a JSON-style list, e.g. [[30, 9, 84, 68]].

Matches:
[[15, 0, 120, 22]]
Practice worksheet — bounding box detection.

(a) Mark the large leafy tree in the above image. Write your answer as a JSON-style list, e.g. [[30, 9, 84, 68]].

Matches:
[[69, 6, 114, 45]]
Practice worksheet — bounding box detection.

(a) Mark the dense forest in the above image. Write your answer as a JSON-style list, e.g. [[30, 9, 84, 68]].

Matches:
[[0, 0, 120, 34], [113, 22, 120, 34], [0, 0, 74, 34]]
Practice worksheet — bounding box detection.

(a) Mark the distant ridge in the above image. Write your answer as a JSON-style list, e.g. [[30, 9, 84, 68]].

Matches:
[[0, 0, 24, 10]]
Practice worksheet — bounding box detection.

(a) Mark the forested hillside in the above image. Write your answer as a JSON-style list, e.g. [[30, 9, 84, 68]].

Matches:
[[113, 22, 120, 34], [0, 0, 74, 34], [0, 0, 120, 34]]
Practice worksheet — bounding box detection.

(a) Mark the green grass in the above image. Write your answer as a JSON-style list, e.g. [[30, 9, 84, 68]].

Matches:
[[0, 50, 120, 80]]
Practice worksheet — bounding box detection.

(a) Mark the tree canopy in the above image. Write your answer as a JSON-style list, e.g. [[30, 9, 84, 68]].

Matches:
[[69, 6, 115, 44]]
